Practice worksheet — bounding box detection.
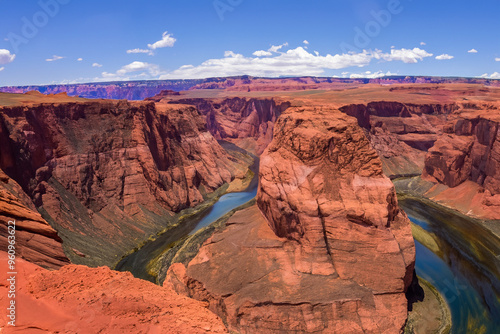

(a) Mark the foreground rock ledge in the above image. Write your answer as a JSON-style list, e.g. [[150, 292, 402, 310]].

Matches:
[[166, 108, 416, 333], [0, 252, 228, 333]]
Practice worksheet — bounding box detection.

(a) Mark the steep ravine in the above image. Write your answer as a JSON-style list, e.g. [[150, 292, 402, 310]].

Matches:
[[0, 97, 251, 267], [2, 91, 500, 333], [167, 97, 291, 154]]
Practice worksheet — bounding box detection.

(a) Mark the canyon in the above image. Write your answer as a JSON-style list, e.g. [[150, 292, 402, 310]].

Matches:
[[0, 92, 251, 267], [1, 80, 500, 333], [166, 107, 415, 333]]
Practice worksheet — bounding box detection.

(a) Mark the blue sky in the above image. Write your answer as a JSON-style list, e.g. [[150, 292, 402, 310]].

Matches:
[[0, 0, 499, 86]]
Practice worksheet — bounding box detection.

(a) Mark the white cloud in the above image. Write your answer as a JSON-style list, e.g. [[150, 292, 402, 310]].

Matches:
[[435, 54, 454, 60], [253, 50, 273, 57], [481, 72, 500, 79], [468, 49, 478, 53], [224, 51, 243, 58], [116, 61, 160, 75], [0, 67, 4, 71], [268, 42, 289, 53], [160, 46, 432, 79], [77, 58, 83, 61], [379, 48, 433, 63], [98, 61, 163, 82], [479, 72, 500, 79], [495, 58, 500, 62], [92, 63, 103, 67], [420, 42, 426, 46], [148, 31, 176, 50], [0, 49, 16, 64], [127, 48, 150, 54], [303, 40, 309, 45], [46, 55, 64, 62], [127, 31, 176, 56], [349, 70, 398, 79]]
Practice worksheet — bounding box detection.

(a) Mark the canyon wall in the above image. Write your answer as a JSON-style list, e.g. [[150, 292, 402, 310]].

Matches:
[[172, 97, 291, 154], [339, 99, 500, 220], [423, 116, 500, 195], [166, 107, 415, 333], [0, 97, 249, 266], [339, 101, 457, 178], [0, 169, 69, 269]]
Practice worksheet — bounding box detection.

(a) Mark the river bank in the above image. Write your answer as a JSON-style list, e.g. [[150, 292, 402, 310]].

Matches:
[[113, 143, 256, 275], [115, 144, 259, 282], [405, 276, 452, 334], [398, 192, 500, 333], [394, 176, 500, 239]]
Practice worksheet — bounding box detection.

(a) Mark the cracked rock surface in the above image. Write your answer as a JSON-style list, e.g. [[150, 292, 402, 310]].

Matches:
[[166, 108, 415, 333]]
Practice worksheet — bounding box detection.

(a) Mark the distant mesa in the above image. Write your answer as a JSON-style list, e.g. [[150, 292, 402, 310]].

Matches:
[[1, 75, 499, 100]]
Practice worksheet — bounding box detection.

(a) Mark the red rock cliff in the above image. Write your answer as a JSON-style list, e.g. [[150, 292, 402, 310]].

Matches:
[[339, 101, 458, 178], [0, 169, 69, 269], [166, 107, 415, 333], [170, 97, 291, 154], [423, 115, 500, 195], [0, 96, 249, 266]]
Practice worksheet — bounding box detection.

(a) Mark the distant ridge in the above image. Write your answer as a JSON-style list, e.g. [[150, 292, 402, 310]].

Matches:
[[1, 75, 499, 100]]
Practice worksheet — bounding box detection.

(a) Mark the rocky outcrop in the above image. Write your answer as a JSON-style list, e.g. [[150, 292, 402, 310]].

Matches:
[[423, 116, 500, 195], [171, 98, 291, 154], [0, 169, 69, 269], [166, 108, 415, 333], [339, 101, 458, 178], [145, 89, 180, 101], [0, 95, 249, 266], [0, 251, 228, 333]]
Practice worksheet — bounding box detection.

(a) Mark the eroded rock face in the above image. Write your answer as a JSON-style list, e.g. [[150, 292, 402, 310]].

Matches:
[[0, 97, 248, 266], [0, 252, 228, 333], [0, 169, 69, 269], [166, 108, 415, 333], [172, 98, 291, 154], [258, 109, 415, 286], [339, 102, 457, 178], [424, 117, 500, 195]]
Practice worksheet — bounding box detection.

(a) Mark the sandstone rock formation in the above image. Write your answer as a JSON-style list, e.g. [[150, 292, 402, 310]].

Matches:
[[0, 169, 69, 269], [339, 101, 457, 178], [170, 98, 291, 154], [145, 89, 181, 101], [0, 251, 228, 333], [424, 116, 500, 195], [166, 107, 415, 333], [0, 94, 249, 266]]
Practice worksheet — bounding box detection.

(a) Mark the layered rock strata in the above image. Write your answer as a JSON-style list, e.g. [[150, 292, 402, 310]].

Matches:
[[166, 107, 415, 333], [0, 95, 249, 266], [339, 101, 457, 178], [0, 169, 69, 269], [423, 116, 500, 195], [168, 98, 291, 154]]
